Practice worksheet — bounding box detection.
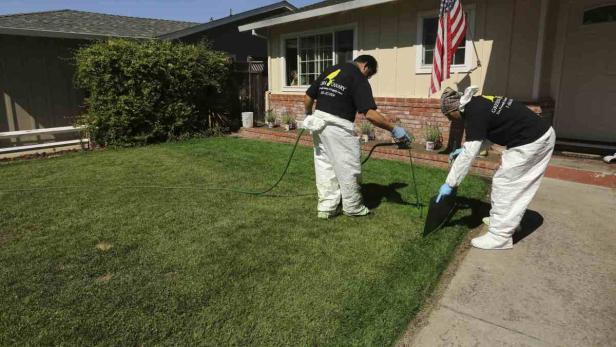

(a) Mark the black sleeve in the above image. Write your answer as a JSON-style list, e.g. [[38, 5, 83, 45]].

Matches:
[[353, 79, 377, 114], [464, 99, 489, 141], [306, 71, 326, 99]]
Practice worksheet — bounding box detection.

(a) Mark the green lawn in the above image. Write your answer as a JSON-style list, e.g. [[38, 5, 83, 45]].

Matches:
[[0, 137, 488, 346]]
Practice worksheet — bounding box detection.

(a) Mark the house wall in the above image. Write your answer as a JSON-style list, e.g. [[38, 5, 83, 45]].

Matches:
[[266, 0, 545, 99], [0, 35, 86, 145], [544, 0, 616, 143], [263, 0, 553, 147]]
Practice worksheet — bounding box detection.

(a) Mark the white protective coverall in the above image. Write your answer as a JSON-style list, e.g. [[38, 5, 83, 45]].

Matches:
[[302, 110, 367, 216], [447, 87, 556, 249]]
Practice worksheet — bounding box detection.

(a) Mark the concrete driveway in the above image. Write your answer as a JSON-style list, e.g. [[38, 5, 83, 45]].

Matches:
[[402, 178, 616, 346]]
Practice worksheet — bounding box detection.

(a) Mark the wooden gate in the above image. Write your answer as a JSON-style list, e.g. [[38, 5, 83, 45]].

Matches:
[[234, 61, 267, 124]]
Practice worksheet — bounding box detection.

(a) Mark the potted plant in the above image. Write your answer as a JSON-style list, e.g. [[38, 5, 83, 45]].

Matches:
[[265, 110, 277, 128], [360, 121, 374, 143], [423, 123, 442, 151], [281, 114, 296, 131]]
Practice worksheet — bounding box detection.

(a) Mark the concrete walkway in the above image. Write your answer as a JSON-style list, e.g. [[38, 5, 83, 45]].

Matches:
[[402, 178, 616, 346]]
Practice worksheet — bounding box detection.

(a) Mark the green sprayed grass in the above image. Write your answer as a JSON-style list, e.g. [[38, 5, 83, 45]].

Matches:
[[0, 137, 488, 346]]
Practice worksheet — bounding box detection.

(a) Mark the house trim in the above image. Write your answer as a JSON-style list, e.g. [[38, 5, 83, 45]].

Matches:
[[279, 23, 358, 93], [552, 0, 572, 132], [414, 4, 477, 74], [238, 0, 397, 32], [531, 0, 549, 99]]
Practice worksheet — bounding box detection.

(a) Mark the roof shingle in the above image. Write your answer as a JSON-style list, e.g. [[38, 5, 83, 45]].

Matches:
[[0, 9, 199, 38], [298, 0, 355, 12]]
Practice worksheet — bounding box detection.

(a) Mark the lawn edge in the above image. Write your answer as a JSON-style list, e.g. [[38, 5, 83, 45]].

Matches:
[[394, 196, 490, 347]]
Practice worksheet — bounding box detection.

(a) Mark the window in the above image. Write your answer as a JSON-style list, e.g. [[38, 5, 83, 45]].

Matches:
[[583, 5, 616, 25], [416, 7, 475, 73], [284, 28, 355, 87]]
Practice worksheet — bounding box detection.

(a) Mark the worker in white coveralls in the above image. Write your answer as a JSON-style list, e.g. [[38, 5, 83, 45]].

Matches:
[[302, 55, 412, 219], [437, 86, 556, 250]]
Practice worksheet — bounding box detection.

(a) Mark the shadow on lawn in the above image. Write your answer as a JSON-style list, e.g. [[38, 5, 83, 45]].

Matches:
[[448, 197, 544, 243], [361, 183, 420, 209]]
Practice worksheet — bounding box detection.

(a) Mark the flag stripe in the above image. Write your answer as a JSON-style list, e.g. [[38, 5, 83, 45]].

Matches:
[[430, 0, 468, 95]]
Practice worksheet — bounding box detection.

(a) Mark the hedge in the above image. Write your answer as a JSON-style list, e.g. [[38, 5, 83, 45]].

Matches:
[[75, 39, 233, 146]]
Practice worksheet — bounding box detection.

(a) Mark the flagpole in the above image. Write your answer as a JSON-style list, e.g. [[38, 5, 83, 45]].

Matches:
[[455, 19, 481, 88], [468, 21, 481, 70]]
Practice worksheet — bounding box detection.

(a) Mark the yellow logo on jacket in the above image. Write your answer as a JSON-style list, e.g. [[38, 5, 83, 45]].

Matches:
[[325, 69, 341, 86], [481, 95, 502, 102]]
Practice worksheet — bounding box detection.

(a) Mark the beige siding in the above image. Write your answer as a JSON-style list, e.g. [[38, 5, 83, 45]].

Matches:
[[507, 0, 542, 96], [548, 0, 570, 102], [0, 35, 86, 144], [538, 0, 561, 99], [266, 0, 545, 100]]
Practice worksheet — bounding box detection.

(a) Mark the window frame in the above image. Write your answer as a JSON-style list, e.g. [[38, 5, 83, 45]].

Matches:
[[280, 23, 358, 92], [581, 4, 616, 26], [415, 4, 476, 74]]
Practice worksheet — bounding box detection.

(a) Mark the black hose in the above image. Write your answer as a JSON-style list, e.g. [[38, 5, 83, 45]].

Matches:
[[360, 142, 423, 216], [1, 129, 423, 214]]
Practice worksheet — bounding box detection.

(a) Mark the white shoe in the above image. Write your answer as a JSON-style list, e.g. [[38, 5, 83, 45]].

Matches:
[[482, 217, 522, 233], [604, 153, 616, 164], [343, 205, 370, 217], [471, 232, 513, 250], [317, 206, 341, 220]]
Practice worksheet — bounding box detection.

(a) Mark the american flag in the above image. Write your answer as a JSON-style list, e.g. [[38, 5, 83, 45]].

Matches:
[[430, 0, 467, 95]]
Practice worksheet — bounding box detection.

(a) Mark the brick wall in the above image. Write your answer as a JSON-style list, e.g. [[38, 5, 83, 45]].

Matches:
[[268, 94, 307, 121], [267, 94, 554, 149], [238, 127, 499, 177]]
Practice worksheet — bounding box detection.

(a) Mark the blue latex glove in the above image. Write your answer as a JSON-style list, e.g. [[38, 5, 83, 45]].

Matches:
[[449, 148, 464, 163], [436, 183, 454, 203], [391, 126, 412, 143]]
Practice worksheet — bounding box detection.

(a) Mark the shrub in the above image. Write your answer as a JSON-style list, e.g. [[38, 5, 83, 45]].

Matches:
[[360, 121, 374, 135], [423, 122, 442, 143], [265, 110, 277, 124], [75, 39, 231, 146], [281, 114, 295, 125]]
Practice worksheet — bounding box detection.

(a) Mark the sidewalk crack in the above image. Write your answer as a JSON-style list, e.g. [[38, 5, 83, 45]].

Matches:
[[441, 304, 555, 345]]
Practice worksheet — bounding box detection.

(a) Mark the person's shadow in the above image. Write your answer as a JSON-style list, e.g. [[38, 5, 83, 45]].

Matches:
[[514, 210, 544, 244], [361, 182, 420, 209], [447, 197, 544, 243]]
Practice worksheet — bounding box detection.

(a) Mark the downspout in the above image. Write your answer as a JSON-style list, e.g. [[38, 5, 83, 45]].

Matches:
[[250, 29, 271, 116], [532, 0, 550, 100]]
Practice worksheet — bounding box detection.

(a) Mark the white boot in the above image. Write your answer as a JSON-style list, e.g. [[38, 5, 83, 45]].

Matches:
[[482, 217, 522, 233], [471, 232, 513, 250], [343, 205, 370, 217]]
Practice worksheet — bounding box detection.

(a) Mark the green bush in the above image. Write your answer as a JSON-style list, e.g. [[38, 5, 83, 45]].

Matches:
[[75, 39, 231, 146]]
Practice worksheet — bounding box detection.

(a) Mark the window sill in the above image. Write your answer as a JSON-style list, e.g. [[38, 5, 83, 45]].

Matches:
[[282, 86, 309, 93], [415, 64, 478, 75]]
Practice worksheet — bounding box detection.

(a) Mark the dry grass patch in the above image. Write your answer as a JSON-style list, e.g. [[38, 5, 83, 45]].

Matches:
[[96, 241, 113, 252], [95, 273, 113, 283]]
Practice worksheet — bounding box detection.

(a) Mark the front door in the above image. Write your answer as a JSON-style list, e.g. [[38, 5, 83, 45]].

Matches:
[[556, 1, 616, 143]]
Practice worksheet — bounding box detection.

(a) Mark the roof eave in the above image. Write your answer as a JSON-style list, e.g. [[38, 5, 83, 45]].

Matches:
[[0, 26, 153, 40], [238, 0, 397, 32], [159, 1, 297, 40]]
